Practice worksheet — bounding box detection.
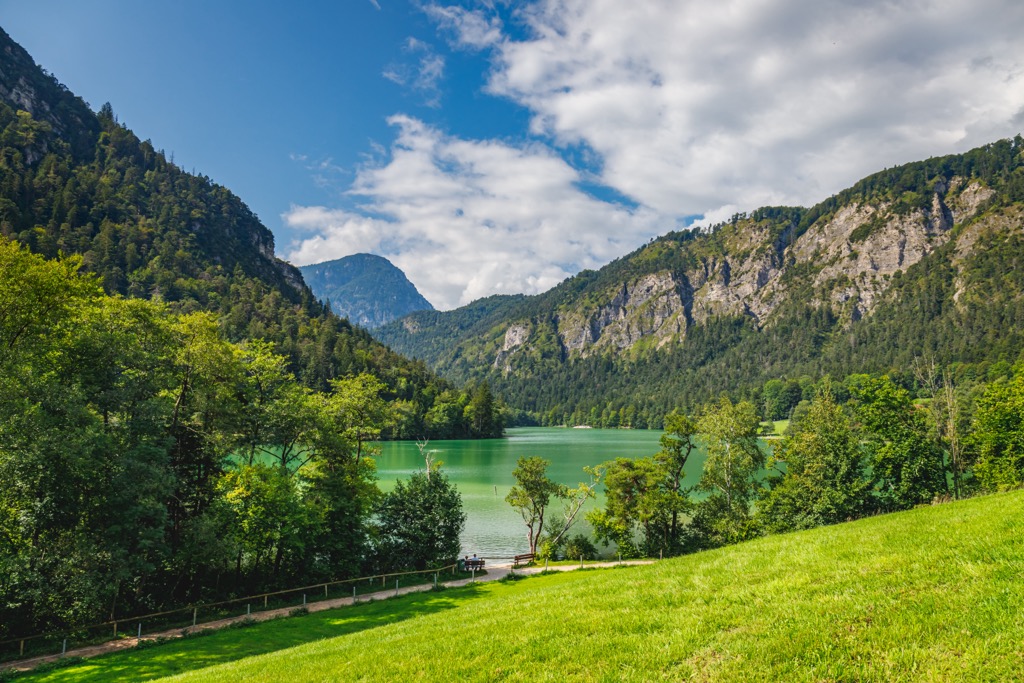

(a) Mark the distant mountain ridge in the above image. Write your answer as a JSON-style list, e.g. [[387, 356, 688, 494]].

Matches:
[[374, 136, 1024, 426], [299, 254, 433, 329]]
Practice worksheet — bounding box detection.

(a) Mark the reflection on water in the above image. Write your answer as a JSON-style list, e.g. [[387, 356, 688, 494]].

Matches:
[[377, 427, 685, 557]]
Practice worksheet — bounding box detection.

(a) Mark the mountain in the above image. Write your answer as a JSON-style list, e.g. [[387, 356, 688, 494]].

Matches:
[[375, 136, 1024, 426], [299, 254, 434, 329], [0, 25, 500, 439]]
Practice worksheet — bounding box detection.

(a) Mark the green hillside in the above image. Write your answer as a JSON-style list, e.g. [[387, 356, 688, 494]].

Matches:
[[18, 490, 1024, 682], [0, 25, 494, 439], [375, 138, 1024, 426]]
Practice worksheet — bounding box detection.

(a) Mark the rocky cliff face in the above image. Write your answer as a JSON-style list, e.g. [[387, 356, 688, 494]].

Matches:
[[489, 177, 999, 373], [0, 27, 99, 160]]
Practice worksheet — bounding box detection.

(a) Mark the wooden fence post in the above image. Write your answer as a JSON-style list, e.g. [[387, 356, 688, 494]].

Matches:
[[193, 608, 197, 627]]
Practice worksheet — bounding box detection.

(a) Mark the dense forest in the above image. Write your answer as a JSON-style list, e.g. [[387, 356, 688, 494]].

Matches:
[[376, 136, 1024, 427], [0, 26, 502, 441], [0, 240, 470, 641]]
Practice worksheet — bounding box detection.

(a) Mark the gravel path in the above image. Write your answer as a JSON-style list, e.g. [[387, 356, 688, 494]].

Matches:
[[2, 559, 654, 674]]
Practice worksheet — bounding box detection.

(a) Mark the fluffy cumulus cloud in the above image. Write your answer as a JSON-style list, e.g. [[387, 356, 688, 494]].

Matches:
[[286, 116, 671, 309], [479, 0, 1024, 215], [290, 0, 1024, 309]]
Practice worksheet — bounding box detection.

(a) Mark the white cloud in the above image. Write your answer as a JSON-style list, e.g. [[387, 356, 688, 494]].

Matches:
[[286, 116, 672, 309], [425, 4, 504, 50], [483, 0, 1024, 215], [291, 1, 1024, 311], [383, 37, 447, 107]]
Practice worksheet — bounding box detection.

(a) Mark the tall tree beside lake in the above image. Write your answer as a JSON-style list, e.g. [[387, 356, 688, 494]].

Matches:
[[505, 455, 600, 557], [970, 367, 1024, 491], [850, 375, 947, 511], [373, 464, 466, 572], [692, 398, 764, 546], [759, 384, 869, 533]]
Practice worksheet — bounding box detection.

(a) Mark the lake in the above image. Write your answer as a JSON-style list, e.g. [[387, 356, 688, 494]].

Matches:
[[377, 427, 710, 558]]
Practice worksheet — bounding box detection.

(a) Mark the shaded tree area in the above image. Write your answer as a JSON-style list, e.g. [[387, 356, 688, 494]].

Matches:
[[0, 240, 468, 640]]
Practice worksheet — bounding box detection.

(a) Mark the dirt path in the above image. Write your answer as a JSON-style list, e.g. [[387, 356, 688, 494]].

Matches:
[[3, 559, 654, 674]]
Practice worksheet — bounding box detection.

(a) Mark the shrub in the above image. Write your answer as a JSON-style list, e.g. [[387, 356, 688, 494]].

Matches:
[[562, 534, 598, 561]]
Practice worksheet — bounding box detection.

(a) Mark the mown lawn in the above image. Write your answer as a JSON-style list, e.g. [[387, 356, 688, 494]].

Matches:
[[17, 491, 1024, 682]]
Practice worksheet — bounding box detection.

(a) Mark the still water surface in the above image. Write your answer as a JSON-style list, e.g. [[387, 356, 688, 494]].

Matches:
[[377, 427, 710, 557]]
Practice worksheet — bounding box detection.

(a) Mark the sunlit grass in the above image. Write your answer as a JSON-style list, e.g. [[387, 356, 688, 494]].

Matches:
[[18, 491, 1024, 682]]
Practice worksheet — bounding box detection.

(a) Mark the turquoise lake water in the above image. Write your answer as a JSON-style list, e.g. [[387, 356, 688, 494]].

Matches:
[[376, 427, 711, 557]]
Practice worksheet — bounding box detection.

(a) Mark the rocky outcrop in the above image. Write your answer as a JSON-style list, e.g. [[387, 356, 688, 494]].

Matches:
[[486, 178, 1002, 367], [493, 323, 531, 371], [556, 272, 691, 357], [951, 203, 1024, 306]]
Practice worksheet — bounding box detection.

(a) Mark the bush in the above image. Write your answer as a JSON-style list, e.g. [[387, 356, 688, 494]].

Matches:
[[536, 540, 557, 562], [562, 534, 598, 561]]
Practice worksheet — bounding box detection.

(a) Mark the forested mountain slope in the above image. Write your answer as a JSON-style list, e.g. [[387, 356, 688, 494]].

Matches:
[[299, 254, 434, 329], [375, 136, 1024, 426], [0, 26, 495, 438]]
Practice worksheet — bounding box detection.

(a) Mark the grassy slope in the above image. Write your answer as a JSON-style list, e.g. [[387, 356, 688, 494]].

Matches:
[[21, 491, 1024, 682]]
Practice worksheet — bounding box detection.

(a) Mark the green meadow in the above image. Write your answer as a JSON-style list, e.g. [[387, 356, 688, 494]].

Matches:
[[16, 490, 1024, 682]]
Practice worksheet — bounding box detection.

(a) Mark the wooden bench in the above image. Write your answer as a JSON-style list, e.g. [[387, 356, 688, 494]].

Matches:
[[513, 553, 535, 567], [465, 558, 485, 571]]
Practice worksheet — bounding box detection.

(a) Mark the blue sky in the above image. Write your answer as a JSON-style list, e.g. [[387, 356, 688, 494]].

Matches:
[[2, 0, 1024, 309]]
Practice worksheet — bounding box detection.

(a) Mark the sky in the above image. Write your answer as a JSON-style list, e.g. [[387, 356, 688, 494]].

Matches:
[[2, 0, 1024, 310]]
